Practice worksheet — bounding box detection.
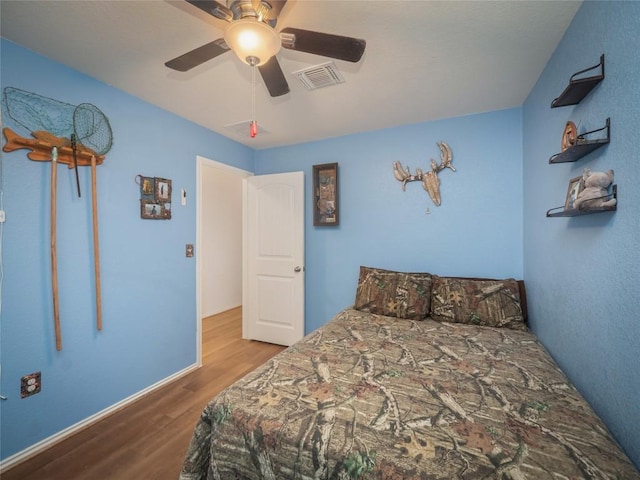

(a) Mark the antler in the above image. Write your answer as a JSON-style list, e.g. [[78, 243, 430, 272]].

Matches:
[[432, 142, 455, 173], [421, 142, 455, 205], [392, 161, 410, 181], [393, 141, 455, 206], [393, 161, 412, 190]]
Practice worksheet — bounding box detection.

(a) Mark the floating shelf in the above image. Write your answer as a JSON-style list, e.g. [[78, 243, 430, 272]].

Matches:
[[551, 55, 605, 108], [547, 185, 617, 217], [549, 118, 610, 164]]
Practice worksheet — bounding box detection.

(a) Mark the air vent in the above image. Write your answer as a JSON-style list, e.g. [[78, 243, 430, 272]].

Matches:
[[224, 120, 271, 138], [293, 62, 345, 90]]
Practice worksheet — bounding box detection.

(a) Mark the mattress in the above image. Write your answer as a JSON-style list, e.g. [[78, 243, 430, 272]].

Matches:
[[180, 308, 639, 479]]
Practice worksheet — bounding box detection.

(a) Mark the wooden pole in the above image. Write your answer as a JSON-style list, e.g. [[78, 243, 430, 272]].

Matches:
[[51, 147, 62, 351], [91, 155, 103, 330]]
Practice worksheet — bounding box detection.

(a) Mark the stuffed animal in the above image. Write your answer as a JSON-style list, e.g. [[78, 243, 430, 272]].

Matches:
[[573, 168, 617, 210]]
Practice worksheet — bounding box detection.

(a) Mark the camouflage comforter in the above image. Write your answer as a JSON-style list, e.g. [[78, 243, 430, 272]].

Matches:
[[180, 308, 639, 479]]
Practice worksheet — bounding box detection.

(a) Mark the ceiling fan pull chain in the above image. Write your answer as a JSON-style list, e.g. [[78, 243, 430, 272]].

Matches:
[[250, 60, 258, 138]]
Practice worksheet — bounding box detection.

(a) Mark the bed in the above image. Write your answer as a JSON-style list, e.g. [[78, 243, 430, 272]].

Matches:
[[180, 267, 639, 479]]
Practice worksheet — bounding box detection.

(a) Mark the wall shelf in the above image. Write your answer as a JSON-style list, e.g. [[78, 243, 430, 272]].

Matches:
[[551, 55, 605, 108], [546, 185, 617, 217], [549, 118, 610, 164], [546, 54, 616, 219]]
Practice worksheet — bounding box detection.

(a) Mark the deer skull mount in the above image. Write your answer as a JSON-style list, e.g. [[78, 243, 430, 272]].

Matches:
[[393, 142, 455, 206]]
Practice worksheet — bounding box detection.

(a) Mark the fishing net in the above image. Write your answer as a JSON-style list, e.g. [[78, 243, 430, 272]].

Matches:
[[73, 103, 112, 155], [3, 87, 113, 155]]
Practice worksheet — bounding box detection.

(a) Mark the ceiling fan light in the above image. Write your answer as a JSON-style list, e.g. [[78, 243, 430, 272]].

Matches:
[[224, 18, 281, 66]]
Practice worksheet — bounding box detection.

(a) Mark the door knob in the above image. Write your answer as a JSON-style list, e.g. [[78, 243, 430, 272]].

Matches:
[[294, 266, 302, 273]]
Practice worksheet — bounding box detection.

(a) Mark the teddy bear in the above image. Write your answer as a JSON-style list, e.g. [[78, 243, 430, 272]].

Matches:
[[573, 168, 617, 210]]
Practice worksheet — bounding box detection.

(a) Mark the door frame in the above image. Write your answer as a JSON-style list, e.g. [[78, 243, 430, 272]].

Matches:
[[196, 155, 252, 366]]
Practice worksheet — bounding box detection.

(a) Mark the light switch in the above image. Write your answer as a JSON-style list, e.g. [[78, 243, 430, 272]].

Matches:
[[181, 189, 187, 206]]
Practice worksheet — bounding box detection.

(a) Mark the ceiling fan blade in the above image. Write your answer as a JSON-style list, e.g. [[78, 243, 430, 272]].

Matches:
[[165, 39, 230, 72], [280, 28, 366, 63], [186, 0, 233, 22], [258, 56, 290, 97]]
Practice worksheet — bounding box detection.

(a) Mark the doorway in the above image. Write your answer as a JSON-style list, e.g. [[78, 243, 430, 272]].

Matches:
[[196, 156, 252, 365]]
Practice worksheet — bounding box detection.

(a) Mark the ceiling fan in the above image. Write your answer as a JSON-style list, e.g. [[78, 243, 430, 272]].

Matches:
[[165, 0, 366, 97]]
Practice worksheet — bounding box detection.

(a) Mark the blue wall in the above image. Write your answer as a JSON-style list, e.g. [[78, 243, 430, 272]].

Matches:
[[523, 1, 640, 467], [0, 39, 254, 460], [255, 108, 524, 333]]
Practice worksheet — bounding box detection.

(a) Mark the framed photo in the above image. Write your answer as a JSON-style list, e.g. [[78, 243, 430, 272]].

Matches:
[[564, 175, 584, 210], [561, 121, 578, 152], [313, 163, 339, 226], [139, 175, 155, 201], [141, 200, 171, 220], [155, 177, 172, 202], [138, 175, 172, 220]]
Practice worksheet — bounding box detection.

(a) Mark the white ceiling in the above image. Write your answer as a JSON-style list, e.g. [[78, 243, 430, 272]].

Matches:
[[1, 0, 581, 150]]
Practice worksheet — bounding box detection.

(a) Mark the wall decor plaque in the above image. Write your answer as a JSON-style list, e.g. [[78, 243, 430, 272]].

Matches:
[[313, 163, 339, 226]]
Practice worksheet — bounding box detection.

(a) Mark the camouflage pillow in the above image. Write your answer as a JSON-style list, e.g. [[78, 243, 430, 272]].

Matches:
[[354, 266, 432, 320], [430, 276, 527, 330]]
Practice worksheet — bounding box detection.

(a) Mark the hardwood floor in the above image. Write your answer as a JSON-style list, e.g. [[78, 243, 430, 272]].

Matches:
[[3, 307, 285, 480]]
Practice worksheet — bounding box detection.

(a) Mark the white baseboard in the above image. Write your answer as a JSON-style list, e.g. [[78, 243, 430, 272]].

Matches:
[[0, 363, 200, 473]]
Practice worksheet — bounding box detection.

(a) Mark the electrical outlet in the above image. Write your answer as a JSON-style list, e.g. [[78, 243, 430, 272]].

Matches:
[[185, 244, 194, 257], [21, 372, 41, 398], [0, 210, 5, 223]]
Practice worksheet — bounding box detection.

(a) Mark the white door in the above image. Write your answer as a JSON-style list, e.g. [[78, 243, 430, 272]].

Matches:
[[243, 172, 304, 346]]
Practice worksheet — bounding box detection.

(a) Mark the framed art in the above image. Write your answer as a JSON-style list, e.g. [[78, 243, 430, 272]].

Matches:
[[313, 163, 339, 226], [155, 177, 172, 202], [561, 121, 578, 152], [140, 200, 171, 220], [137, 175, 172, 220], [564, 175, 584, 210], [139, 175, 155, 201]]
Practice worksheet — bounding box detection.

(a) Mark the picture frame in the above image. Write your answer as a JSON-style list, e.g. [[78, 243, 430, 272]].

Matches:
[[140, 200, 171, 220], [154, 177, 172, 202], [313, 163, 339, 226], [138, 175, 173, 220], [561, 121, 578, 152], [564, 175, 584, 210], [139, 175, 155, 201]]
